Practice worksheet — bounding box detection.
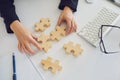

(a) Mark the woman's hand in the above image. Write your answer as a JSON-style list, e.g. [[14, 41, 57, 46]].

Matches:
[[10, 20, 42, 54], [57, 6, 77, 35]]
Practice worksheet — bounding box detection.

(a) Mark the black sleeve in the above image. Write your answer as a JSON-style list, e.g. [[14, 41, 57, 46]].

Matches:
[[58, 0, 78, 12], [0, 0, 19, 33]]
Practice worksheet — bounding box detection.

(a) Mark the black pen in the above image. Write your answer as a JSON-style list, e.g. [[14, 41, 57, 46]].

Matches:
[[12, 53, 17, 80]]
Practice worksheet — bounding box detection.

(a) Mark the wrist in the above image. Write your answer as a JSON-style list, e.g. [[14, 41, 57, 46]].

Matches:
[[64, 6, 73, 12], [10, 20, 21, 31], [10, 20, 25, 33]]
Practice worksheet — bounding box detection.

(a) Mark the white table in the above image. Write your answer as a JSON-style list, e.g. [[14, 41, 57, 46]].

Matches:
[[1, 0, 120, 80]]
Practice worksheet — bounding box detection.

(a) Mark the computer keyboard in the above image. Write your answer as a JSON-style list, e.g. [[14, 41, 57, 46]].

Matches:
[[77, 7, 120, 47]]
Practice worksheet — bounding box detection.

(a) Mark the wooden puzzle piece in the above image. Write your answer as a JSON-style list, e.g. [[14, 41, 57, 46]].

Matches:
[[41, 42, 52, 52], [72, 44, 83, 56], [50, 26, 66, 41], [41, 57, 62, 73], [37, 33, 50, 43], [40, 18, 50, 27], [34, 18, 51, 32], [34, 23, 45, 32], [50, 31, 62, 41], [55, 26, 66, 36], [63, 41, 83, 56], [63, 41, 74, 53]]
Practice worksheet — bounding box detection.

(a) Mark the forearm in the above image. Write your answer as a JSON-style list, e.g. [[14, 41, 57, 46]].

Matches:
[[59, 0, 78, 12], [0, 0, 19, 33]]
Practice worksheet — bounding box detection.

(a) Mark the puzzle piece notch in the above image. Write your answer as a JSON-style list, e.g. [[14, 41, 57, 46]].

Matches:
[[55, 26, 66, 36], [50, 26, 66, 41], [34, 23, 45, 32], [41, 42, 52, 52], [40, 18, 50, 27], [63, 41, 74, 53], [72, 44, 83, 56], [34, 18, 51, 32], [41, 57, 62, 73], [50, 31, 62, 41], [63, 41, 83, 56], [37, 33, 50, 43], [41, 57, 52, 70]]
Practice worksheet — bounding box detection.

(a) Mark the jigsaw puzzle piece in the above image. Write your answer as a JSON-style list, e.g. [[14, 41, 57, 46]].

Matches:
[[40, 18, 50, 27], [37, 33, 50, 43], [50, 31, 62, 41], [41, 57, 62, 73], [55, 26, 66, 36]]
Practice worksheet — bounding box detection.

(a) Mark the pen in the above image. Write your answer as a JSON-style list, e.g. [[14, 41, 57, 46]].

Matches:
[[12, 53, 17, 80]]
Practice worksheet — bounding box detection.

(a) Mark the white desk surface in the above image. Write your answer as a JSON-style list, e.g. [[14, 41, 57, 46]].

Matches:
[[1, 0, 120, 80]]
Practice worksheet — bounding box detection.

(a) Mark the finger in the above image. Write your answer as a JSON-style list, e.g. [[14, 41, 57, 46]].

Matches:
[[73, 21, 77, 32], [71, 20, 75, 33], [24, 42, 35, 54], [32, 34, 38, 41], [66, 20, 72, 35], [57, 15, 63, 26], [18, 42, 21, 52], [21, 43, 30, 54], [30, 38, 42, 50], [18, 42, 23, 53]]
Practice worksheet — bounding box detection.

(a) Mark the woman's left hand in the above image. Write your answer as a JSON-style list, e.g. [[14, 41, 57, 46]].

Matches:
[[57, 6, 77, 35]]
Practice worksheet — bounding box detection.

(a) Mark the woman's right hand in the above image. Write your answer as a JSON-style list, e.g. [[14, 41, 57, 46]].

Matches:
[[10, 20, 42, 54]]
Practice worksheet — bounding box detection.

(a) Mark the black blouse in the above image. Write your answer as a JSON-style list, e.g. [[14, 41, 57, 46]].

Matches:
[[0, 0, 78, 33]]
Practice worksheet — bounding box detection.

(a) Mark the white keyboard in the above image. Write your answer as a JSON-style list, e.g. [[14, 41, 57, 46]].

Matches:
[[78, 7, 120, 47]]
